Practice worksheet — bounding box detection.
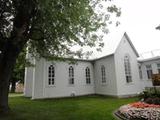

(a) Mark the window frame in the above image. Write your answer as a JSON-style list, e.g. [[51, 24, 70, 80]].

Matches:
[[124, 55, 132, 83], [101, 65, 106, 84], [146, 65, 153, 80], [85, 67, 91, 84], [48, 65, 55, 86], [138, 64, 143, 79], [68, 66, 74, 85], [157, 63, 160, 74]]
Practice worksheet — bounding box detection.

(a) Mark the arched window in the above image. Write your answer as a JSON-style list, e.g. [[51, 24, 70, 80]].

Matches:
[[101, 65, 106, 83], [124, 55, 132, 83], [85, 67, 91, 84], [48, 65, 55, 85], [138, 64, 143, 79], [69, 66, 74, 85]]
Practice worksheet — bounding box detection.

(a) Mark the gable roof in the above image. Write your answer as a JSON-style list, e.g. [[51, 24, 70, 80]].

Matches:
[[47, 31, 139, 62], [91, 31, 125, 59], [93, 31, 139, 60], [122, 32, 139, 57]]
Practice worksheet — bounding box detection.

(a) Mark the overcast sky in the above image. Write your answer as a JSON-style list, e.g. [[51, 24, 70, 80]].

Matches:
[[107, 0, 160, 54]]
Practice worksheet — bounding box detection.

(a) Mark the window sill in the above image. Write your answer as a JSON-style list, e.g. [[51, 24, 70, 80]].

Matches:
[[101, 83, 107, 86], [125, 82, 134, 85], [147, 79, 152, 81], [47, 85, 56, 87], [85, 84, 93, 86], [68, 84, 75, 87], [140, 79, 152, 82]]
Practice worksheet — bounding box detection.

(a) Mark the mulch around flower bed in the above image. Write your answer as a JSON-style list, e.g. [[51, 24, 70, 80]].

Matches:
[[115, 102, 160, 120], [114, 110, 146, 120], [114, 110, 129, 120]]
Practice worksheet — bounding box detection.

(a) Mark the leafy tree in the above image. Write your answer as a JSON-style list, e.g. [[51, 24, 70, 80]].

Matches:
[[0, 0, 120, 113]]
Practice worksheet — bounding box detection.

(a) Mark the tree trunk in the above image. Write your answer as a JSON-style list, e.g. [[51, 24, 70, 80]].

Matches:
[[0, 43, 20, 114], [0, 0, 36, 114], [10, 80, 16, 93]]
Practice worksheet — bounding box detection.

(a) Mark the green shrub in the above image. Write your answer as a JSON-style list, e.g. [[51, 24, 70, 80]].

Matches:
[[145, 97, 160, 105], [139, 88, 160, 105]]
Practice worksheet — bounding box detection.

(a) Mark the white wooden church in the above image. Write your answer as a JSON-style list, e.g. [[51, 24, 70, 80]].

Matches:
[[24, 32, 159, 99]]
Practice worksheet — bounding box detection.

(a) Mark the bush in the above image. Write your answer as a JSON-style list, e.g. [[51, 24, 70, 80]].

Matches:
[[139, 91, 152, 100], [145, 97, 160, 105], [139, 88, 160, 105]]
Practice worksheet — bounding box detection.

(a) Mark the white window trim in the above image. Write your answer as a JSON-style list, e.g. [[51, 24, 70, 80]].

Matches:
[[124, 55, 132, 83], [157, 63, 160, 74], [138, 64, 143, 80], [146, 64, 152, 80], [101, 65, 107, 85], [68, 66, 75, 86], [47, 64, 56, 87], [85, 67, 91, 85]]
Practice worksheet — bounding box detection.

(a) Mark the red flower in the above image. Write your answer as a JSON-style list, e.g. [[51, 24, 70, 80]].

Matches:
[[130, 102, 160, 108]]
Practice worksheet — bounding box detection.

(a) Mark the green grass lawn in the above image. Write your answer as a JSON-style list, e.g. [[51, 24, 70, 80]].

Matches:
[[2, 94, 138, 120]]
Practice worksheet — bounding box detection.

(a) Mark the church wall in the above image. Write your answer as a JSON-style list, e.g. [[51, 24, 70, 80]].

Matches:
[[114, 35, 141, 97], [24, 67, 34, 97], [94, 55, 118, 96], [32, 59, 45, 99], [32, 59, 95, 99], [24, 53, 35, 97]]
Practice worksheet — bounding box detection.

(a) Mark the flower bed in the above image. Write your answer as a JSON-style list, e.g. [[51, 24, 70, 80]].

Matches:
[[130, 102, 160, 108], [117, 102, 160, 120]]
